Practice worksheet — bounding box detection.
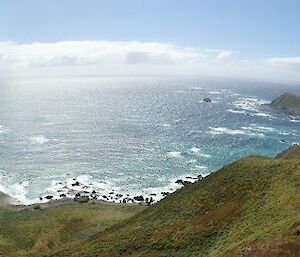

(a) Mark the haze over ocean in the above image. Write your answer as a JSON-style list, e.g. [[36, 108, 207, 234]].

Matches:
[[0, 77, 299, 204]]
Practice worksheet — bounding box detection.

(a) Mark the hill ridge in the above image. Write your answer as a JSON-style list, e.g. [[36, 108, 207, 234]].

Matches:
[[52, 147, 300, 257]]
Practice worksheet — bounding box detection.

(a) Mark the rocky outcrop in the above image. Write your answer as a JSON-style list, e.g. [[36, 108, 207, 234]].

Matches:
[[270, 92, 300, 115]]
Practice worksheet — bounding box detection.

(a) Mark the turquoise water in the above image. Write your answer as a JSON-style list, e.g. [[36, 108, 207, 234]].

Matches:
[[0, 77, 299, 204]]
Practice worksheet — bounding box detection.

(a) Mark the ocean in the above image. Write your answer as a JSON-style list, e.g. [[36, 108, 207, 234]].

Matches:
[[0, 76, 299, 204]]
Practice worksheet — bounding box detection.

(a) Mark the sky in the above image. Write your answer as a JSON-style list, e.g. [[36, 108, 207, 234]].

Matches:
[[1, 0, 300, 81]]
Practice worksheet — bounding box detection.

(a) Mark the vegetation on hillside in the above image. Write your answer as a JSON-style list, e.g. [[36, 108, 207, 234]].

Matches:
[[0, 203, 145, 257], [270, 92, 300, 115], [53, 146, 300, 257], [0, 146, 300, 257]]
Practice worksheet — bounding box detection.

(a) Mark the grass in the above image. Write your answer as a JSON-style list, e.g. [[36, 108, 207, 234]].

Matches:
[[0, 203, 145, 257], [53, 146, 300, 257], [1, 146, 300, 257]]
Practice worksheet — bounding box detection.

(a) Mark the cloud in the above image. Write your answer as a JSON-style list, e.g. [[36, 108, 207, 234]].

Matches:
[[0, 40, 229, 69], [265, 57, 300, 72], [1, 40, 300, 82], [125, 52, 175, 65], [216, 51, 233, 60], [266, 57, 300, 65]]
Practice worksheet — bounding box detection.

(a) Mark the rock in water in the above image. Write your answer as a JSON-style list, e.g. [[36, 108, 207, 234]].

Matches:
[[203, 97, 212, 103]]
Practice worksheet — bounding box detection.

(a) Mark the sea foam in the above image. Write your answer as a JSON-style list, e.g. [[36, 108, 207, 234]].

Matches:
[[30, 135, 50, 144]]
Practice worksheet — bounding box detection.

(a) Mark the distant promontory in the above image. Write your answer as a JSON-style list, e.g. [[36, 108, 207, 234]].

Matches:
[[270, 92, 300, 115]]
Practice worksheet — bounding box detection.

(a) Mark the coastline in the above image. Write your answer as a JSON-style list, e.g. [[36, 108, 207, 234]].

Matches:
[[0, 174, 202, 210], [0, 192, 142, 212], [1, 144, 299, 211]]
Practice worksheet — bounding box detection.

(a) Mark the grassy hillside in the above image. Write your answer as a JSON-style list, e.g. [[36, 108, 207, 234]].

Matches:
[[1, 146, 299, 257], [270, 92, 300, 115], [0, 203, 145, 257], [53, 146, 300, 257]]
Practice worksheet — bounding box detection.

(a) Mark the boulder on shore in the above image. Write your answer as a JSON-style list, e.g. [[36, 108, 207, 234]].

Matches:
[[74, 195, 89, 203], [134, 195, 144, 202]]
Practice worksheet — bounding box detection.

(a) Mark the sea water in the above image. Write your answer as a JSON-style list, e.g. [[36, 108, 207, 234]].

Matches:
[[0, 77, 299, 204]]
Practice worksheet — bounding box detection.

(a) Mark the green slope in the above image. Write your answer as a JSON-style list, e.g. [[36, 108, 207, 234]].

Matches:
[[53, 146, 300, 257], [0, 203, 145, 257]]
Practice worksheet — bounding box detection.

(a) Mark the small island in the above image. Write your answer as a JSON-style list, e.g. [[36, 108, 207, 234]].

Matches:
[[270, 92, 300, 115]]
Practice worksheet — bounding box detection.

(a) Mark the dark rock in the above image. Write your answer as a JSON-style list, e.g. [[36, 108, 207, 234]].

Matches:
[[39, 197, 43, 201], [161, 192, 170, 196], [45, 195, 53, 200], [91, 194, 98, 200], [198, 174, 203, 179], [122, 198, 127, 203], [72, 181, 80, 186], [182, 180, 192, 186], [134, 195, 144, 202], [116, 194, 123, 198], [175, 179, 184, 184], [203, 97, 212, 103], [60, 193, 66, 197], [92, 190, 96, 194], [102, 195, 108, 199], [175, 179, 191, 186], [149, 193, 157, 196], [109, 192, 114, 195]]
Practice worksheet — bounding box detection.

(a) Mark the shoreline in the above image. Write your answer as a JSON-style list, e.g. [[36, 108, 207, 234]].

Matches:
[[0, 175, 202, 211], [2, 144, 299, 211], [0, 174, 203, 210], [0, 192, 142, 212]]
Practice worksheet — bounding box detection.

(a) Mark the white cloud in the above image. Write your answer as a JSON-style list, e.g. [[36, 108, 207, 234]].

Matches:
[[1, 40, 300, 82], [266, 57, 300, 65], [216, 50, 233, 60], [265, 57, 300, 73], [0, 40, 207, 68]]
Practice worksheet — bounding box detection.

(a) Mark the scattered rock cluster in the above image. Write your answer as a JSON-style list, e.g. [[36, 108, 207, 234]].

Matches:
[[41, 174, 203, 205]]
